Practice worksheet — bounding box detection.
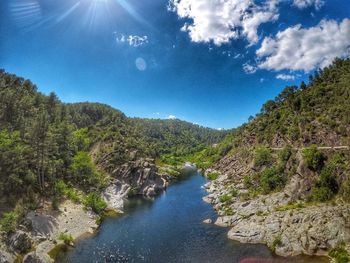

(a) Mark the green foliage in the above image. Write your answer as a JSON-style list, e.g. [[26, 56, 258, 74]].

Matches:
[[275, 202, 305, 212], [243, 175, 253, 188], [258, 165, 286, 194], [0, 211, 19, 234], [55, 180, 81, 203], [58, 233, 74, 245], [279, 145, 292, 163], [84, 193, 107, 214], [70, 151, 106, 189], [271, 235, 282, 252], [329, 243, 350, 263], [219, 194, 231, 203], [302, 145, 325, 171], [310, 153, 345, 202], [341, 176, 350, 202], [254, 146, 272, 167], [207, 172, 220, 180]]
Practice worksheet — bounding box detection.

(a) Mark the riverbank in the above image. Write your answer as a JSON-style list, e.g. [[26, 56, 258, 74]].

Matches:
[[203, 148, 350, 261], [0, 200, 99, 262]]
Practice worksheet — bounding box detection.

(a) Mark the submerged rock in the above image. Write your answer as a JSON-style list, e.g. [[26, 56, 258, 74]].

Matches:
[[203, 219, 212, 224]]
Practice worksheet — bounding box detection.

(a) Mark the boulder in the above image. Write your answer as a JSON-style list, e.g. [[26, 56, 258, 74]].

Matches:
[[8, 230, 31, 253], [23, 252, 53, 263], [203, 219, 212, 224]]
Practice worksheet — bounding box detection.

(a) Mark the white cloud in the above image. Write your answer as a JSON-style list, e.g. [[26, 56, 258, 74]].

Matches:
[[256, 19, 350, 72], [293, 0, 324, 10], [243, 63, 257, 74], [167, 115, 177, 120], [276, 74, 296, 80], [168, 0, 279, 45], [115, 34, 148, 47]]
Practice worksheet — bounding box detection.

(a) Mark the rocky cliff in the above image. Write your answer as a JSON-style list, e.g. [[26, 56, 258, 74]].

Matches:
[[102, 157, 174, 211], [204, 147, 350, 258]]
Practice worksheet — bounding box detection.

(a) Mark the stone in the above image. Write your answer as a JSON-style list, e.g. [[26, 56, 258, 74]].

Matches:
[[23, 252, 53, 263], [203, 219, 212, 224], [9, 230, 32, 253]]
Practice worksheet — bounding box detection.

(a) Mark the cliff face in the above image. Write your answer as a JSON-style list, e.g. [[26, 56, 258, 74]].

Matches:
[[102, 157, 174, 211]]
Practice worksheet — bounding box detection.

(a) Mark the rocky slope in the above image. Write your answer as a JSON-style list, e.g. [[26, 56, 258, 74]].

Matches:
[[0, 200, 98, 263]]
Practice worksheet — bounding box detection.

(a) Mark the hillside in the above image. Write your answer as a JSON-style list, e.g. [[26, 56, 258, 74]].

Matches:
[[203, 58, 350, 261], [0, 69, 225, 209]]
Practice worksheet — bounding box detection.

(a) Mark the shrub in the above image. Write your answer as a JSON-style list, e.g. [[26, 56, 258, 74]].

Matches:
[[341, 176, 350, 202], [302, 145, 325, 171], [279, 145, 292, 163], [0, 212, 18, 234], [329, 243, 350, 263], [271, 235, 282, 252], [259, 166, 286, 194], [84, 193, 107, 214], [311, 186, 334, 202], [207, 172, 220, 180], [55, 180, 81, 203], [219, 194, 231, 203], [230, 187, 238, 197], [243, 175, 253, 188], [58, 233, 74, 245], [254, 146, 272, 167]]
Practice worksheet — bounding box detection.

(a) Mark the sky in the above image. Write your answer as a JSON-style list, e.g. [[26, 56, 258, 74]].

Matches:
[[0, 0, 349, 129]]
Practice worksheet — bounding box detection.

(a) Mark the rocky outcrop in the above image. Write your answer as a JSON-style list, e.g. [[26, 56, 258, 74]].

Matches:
[[103, 158, 173, 211], [23, 252, 49, 263], [8, 230, 32, 253], [0, 251, 11, 263], [205, 149, 350, 257]]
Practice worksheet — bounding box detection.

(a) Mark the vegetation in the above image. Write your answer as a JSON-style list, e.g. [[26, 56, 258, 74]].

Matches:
[[0, 211, 19, 234], [207, 171, 220, 180], [0, 69, 226, 224], [302, 145, 325, 172], [58, 233, 74, 245], [83, 193, 107, 214], [329, 242, 350, 263], [254, 146, 273, 167]]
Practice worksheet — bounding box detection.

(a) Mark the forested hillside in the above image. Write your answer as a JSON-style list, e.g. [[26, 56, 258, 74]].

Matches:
[[0, 69, 226, 207], [228, 58, 350, 149], [203, 59, 350, 261]]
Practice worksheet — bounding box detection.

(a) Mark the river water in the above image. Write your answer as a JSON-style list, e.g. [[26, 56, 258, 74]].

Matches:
[[56, 172, 327, 263]]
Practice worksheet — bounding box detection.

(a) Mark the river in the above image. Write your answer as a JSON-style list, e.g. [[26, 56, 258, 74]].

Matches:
[[56, 172, 327, 263]]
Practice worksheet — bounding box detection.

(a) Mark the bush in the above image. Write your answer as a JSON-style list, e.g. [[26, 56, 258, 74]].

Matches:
[[84, 193, 107, 214], [311, 186, 334, 202], [58, 233, 74, 245], [259, 166, 286, 194], [329, 243, 350, 263], [243, 175, 253, 188], [55, 180, 81, 203], [279, 145, 292, 163], [271, 235, 282, 252], [0, 212, 18, 234], [255, 146, 272, 167], [219, 194, 231, 203], [207, 172, 220, 180], [341, 176, 350, 202], [302, 145, 325, 171]]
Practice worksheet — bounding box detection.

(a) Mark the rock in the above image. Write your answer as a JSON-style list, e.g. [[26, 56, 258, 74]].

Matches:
[[9, 230, 31, 253], [23, 252, 53, 263], [0, 252, 10, 263], [203, 219, 212, 224]]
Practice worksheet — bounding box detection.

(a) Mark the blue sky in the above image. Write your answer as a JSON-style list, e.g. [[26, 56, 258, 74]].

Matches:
[[0, 0, 349, 129]]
